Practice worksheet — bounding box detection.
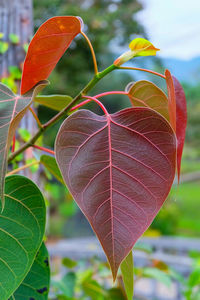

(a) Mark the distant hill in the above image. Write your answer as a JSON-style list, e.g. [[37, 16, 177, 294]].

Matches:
[[162, 56, 200, 84], [117, 55, 200, 85]]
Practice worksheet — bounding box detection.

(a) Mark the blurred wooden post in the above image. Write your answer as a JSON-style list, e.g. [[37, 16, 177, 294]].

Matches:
[[0, 0, 33, 76], [0, 0, 38, 180]]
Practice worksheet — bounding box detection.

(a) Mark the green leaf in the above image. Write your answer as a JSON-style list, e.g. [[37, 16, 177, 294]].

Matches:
[[0, 175, 46, 299], [40, 155, 64, 184], [34, 95, 72, 111], [134, 242, 153, 254], [81, 277, 105, 300], [10, 243, 50, 299], [23, 43, 29, 53], [0, 32, 4, 39], [52, 272, 76, 298], [57, 296, 73, 300], [188, 268, 200, 287], [1, 77, 17, 93], [107, 288, 126, 300], [0, 41, 9, 54], [121, 250, 134, 300], [62, 257, 77, 269], [18, 128, 31, 142], [142, 267, 172, 287], [0, 80, 48, 208], [9, 33, 20, 44], [8, 66, 22, 80]]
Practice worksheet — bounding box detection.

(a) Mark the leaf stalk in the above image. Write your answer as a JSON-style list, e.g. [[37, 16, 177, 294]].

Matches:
[[117, 66, 166, 79], [81, 31, 99, 75], [8, 64, 117, 162]]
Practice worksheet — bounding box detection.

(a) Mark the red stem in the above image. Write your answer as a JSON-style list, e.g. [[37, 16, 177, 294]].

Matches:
[[71, 95, 109, 115], [118, 66, 166, 79], [70, 91, 128, 113], [12, 136, 16, 153], [32, 145, 55, 155], [95, 91, 128, 98]]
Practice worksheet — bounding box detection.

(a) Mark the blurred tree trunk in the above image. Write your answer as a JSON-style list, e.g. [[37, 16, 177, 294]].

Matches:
[[0, 0, 33, 76], [0, 0, 38, 180]]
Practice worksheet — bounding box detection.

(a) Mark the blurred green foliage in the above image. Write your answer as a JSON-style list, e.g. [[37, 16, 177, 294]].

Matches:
[[182, 82, 200, 147], [33, 0, 147, 130], [150, 181, 200, 237], [33, 0, 145, 93], [51, 250, 200, 300]]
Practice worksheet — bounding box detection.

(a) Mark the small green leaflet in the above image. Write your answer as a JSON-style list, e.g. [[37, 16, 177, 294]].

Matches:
[[0, 80, 48, 208], [62, 257, 77, 269], [0, 175, 46, 300], [142, 267, 172, 287], [9, 33, 20, 44], [53, 272, 76, 298], [121, 250, 134, 300], [10, 243, 50, 300], [0, 41, 9, 54], [40, 155, 64, 184], [35, 95, 72, 111]]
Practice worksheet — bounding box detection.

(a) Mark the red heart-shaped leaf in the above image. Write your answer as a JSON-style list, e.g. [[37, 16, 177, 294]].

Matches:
[[172, 75, 187, 181], [55, 108, 176, 279], [21, 16, 82, 94]]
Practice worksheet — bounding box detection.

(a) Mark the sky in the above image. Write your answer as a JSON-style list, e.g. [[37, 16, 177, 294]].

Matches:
[[136, 0, 200, 60]]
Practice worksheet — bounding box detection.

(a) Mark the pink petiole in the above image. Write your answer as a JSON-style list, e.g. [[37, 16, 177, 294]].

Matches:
[[70, 91, 128, 114]]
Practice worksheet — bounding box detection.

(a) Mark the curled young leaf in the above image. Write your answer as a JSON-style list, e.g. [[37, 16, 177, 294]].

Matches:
[[172, 75, 187, 181], [165, 70, 187, 181], [165, 70, 176, 132], [21, 16, 83, 94], [114, 38, 159, 66], [55, 108, 176, 279], [129, 38, 159, 57], [126, 80, 169, 122], [0, 81, 48, 208]]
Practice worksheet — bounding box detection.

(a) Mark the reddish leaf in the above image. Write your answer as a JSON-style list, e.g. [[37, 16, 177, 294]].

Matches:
[[172, 76, 187, 181], [21, 16, 82, 95], [55, 108, 176, 279], [127, 80, 169, 122], [165, 70, 176, 131]]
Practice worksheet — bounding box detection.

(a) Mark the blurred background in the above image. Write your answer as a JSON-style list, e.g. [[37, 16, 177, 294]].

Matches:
[[0, 0, 200, 299]]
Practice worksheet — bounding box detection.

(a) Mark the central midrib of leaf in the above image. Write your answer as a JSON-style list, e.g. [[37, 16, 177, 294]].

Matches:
[[107, 115, 115, 271]]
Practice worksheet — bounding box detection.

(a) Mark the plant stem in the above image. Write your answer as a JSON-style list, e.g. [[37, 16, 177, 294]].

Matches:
[[82, 95, 109, 115], [29, 107, 43, 129], [32, 145, 55, 155], [7, 160, 40, 176], [8, 64, 117, 163], [95, 91, 128, 98], [81, 31, 98, 75], [117, 66, 166, 79], [71, 91, 128, 111]]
